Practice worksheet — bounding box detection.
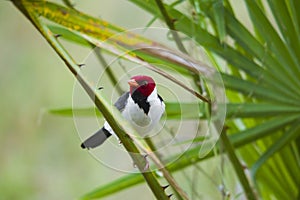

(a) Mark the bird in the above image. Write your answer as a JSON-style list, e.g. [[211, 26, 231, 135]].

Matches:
[[81, 75, 165, 149]]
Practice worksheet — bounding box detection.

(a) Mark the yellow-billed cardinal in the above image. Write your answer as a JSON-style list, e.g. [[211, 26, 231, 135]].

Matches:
[[81, 75, 165, 149]]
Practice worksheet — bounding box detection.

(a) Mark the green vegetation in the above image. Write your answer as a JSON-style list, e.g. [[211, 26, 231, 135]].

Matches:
[[6, 0, 300, 199]]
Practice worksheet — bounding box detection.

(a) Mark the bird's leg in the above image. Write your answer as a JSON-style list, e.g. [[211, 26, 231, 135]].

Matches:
[[119, 134, 149, 170]]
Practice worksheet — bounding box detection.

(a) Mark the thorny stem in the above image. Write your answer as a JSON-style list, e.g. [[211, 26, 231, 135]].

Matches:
[[93, 46, 124, 95], [154, 0, 188, 54], [12, 1, 169, 199], [133, 139, 189, 200], [144, 136, 184, 200], [62, 0, 75, 9], [220, 128, 257, 200]]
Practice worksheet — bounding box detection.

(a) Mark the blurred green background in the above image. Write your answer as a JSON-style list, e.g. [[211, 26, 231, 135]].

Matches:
[[0, 1, 159, 199]]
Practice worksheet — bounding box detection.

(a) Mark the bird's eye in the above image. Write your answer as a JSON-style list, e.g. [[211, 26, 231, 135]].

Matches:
[[141, 81, 148, 86]]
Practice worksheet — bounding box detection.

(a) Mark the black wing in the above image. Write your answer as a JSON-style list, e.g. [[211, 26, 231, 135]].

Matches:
[[114, 92, 129, 111], [158, 94, 164, 103], [81, 127, 111, 149], [81, 92, 129, 149]]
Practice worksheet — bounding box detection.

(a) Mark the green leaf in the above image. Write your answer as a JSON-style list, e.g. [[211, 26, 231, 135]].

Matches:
[[267, 0, 300, 69], [29, 1, 212, 103], [251, 120, 300, 178], [172, 135, 207, 146], [286, 0, 300, 42], [130, 0, 266, 79], [223, 10, 300, 97], [48, 102, 203, 119], [230, 115, 299, 147], [49, 102, 300, 120], [222, 74, 300, 105], [226, 103, 300, 118], [164, 102, 203, 119], [211, 0, 226, 43], [48, 25, 91, 47], [81, 173, 144, 200], [48, 107, 102, 117], [81, 114, 297, 199], [245, 0, 300, 88]]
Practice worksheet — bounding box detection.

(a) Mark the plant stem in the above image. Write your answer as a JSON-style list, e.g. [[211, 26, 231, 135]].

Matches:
[[93, 46, 124, 95], [154, 0, 188, 54], [134, 138, 189, 200], [62, 0, 75, 9], [12, 2, 169, 199], [220, 128, 257, 200]]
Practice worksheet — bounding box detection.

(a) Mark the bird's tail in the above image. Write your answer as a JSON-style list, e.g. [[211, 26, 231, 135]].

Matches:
[[81, 127, 112, 149]]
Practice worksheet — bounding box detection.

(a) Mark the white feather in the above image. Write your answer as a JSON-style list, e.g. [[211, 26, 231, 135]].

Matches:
[[104, 87, 165, 138]]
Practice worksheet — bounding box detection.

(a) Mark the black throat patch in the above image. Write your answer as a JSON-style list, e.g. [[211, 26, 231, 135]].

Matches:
[[131, 91, 150, 114]]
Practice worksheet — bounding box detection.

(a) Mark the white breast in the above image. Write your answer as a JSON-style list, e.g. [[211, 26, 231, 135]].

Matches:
[[104, 88, 165, 138], [124, 88, 165, 136]]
